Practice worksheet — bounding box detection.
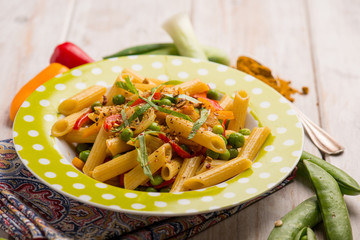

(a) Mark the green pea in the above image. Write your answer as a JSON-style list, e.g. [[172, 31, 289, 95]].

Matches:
[[180, 144, 190, 153], [239, 128, 251, 135], [147, 122, 161, 131], [76, 143, 90, 154], [229, 148, 239, 159], [150, 175, 164, 186], [145, 187, 158, 192], [160, 188, 171, 192], [120, 128, 133, 142], [164, 95, 176, 103], [219, 149, 230, 160], [159, 98, 172, 106], [112, 94, 125, 105], [212, 125, 224, 134], [206, 149, 219, 159], [228, 132, 245, 148], [91, 101, 102, 111], [206, 89, 219, 100], [79, 150, 91, 162]]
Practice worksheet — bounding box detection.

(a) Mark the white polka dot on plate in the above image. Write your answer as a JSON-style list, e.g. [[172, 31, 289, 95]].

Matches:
[[155, 201, 167, 207], [73, 183, 85, 189], [107, 57, 119, 61], [197, 68, 208, 75], [267, 183, 277, 189], [237, 178, 249, 183], [244, 75, 255, 82], [152, 61, 163, 68], [32, 144, 43, 151], [71, 69, 82, 77], [79, 195, 92, 201], [28, 130, 39, 137], [292, 150, 302, 157], [209, 206, 220, 210], [280, 167, 292, 173], [21, 101, 30, 108], [36, 85, 46, 92], [271, 156, 283, 162], [279, 97, 288, 103], [91, 68, 102, 75], [132, 64, 143, 71], [260, 101, 271, 108], [132, 203, 145, 209], [208, 83, 216, 89], [287, 109, 296, 115], [55, 84, 66, 90], [259, 172, 270, 178], [283, 139, 295, 146], [60, 158, 70, 165], [112, 66, 122, 73], [23, 115, 34, 122], [22, 159, 28, 165], [296, 122, 302, 128], [13, 131, 18, 137], [225, 78, 236, 86], [178, 72, 189, 79], [178, 199, 191, 205], [252, 88, 263, 95], [45, 172, 56, 178], [148, 192, 160, 197], [43, 114, 54, 122], [186, 209, 198, 213], [216, 182, 228, 188], [217, 65, 228, 72], [125, 193, 137, 198], [39, 158, 50, 165], [276, 127, 287, 134], [201, 196, 213, 202], [55, 73, 63, 78], [172, 59, 183, 65], [246, 188, 258, 194], [39, 100, 50, 107], [109, 205, 121, 210], [157, 74, 169, 81], [191, 58, 201, 63], [96, 81, 108, 87], [224, 192, 235, 198], [102, 193, 115, 200], [252, 162, 263, 168], [264, 145, 275, 152], [52, 184, 63, 190], [95, 183, 108, 189], [267, 114, 278, 121], [66, 171, 79, 177], [128, 55, 138, 59], [75, 82, 87, 89]]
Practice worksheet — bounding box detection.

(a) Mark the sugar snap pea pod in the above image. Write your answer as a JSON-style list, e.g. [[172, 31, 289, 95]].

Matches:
[[267, 196, 322, 240], [303, 160, 353, 240], [301, 151, 360, 195], [294, 227, 317, 240], [143, 46, 179, 56], [103, 43, 173, 58]]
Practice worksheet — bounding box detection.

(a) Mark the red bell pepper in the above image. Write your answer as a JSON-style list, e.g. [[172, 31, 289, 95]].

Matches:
[[191, 92, 207, 99], [103, 114, 123, 131], [222, 119, 227, 137], [50, 42, 94, 69], [153, 176, 176, 189], [73, 110, 91, 130], [158, 134, 192, 158], [131, 92, 162, 107]]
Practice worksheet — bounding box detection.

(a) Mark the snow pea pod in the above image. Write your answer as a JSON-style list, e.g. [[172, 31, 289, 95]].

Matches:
[[303, 160, 353, 240], [301, 151, 360, 195], [104, 43, 173, 58], [294, 227, 317, 240], [267, 196, 322, 240]]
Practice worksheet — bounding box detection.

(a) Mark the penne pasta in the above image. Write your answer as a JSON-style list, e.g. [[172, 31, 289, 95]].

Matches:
[[219, 94, 233, 110], [51, 108, 89, 137], [237, 127, 271, 161], [106, 137, 134, 156], [228, 90, 249, 131], [167, 78, 209, 95], [161, 157, 183, 181], [63, 128, 97, 143]]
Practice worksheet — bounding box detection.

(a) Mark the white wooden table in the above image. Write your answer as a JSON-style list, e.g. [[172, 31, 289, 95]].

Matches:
[[1, 0, 359, 239]]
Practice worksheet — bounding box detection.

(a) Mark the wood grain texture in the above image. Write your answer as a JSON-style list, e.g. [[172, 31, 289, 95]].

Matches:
[[0, 0, 359, 239]]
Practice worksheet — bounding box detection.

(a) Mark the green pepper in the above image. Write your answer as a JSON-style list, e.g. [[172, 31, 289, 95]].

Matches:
[[303, 160, 352, 240]]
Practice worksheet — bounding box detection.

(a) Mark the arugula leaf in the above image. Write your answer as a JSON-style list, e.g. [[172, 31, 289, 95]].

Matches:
[[188, 108, 210, 139], [115, 75, 139, 95], [148, 80, 183, 100], [136, 133, 153, 181], [176, 94, 200, 104], [112, 103, 151, 132]]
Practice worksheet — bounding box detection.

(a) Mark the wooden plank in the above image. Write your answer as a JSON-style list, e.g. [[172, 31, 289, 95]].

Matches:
[[191, 0, 323, 239], [306, 0, 360, 238], [0, 0, 74, 138]]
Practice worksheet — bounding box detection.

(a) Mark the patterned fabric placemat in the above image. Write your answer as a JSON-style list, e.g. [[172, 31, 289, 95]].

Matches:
[[0, 139, 296, 240]]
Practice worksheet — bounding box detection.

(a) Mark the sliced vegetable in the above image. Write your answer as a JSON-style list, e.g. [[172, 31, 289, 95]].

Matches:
[[158, 133, 192, 158], [188, 108, 210, 139], [9, 63, 69, 121], [131, 92, 161, 107], [73, 110, 91, 130], [72, 157, 85, 170], [175, 94, 200, 104], [303, 160, 352, 240], [136, 133, 153, 180], [198, 97, 224, 111], [103, 114, 122, 131], [162, 13, 207, 60], [50, 42, 94, 69], [215, 110, 234, 120]]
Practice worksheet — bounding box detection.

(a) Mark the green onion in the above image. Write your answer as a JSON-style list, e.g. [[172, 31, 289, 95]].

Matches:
[[136, 133, 153, 181], [188, 108, 209, 139], [162, 13, 207, 60], [175, 94, 200, 104]]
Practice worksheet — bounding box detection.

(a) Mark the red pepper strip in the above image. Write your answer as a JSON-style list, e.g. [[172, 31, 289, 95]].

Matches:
[[192, 91, 207, 99], [119, 174, 125, 188], [131, 92, 162, 107], [153, 177, 176, 189], [103, 114, 123, 131], [205, 98, 224, 111], [158, 134, 192, 158], [73, 110, 91, 130], [222, 119, 227, 137], [50, 42, 94, 69]]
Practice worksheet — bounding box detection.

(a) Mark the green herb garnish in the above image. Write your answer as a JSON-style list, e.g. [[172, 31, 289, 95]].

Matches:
[[188, 108, 209, 139], [136, 133, 153, 181], [175, 94, 200, 104]]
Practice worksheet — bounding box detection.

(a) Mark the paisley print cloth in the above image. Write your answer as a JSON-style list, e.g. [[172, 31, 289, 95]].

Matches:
[[0, 139, 296, 240]]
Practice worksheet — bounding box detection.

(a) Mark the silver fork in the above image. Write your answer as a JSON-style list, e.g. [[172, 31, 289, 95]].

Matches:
[[291, 104, 345, 155]]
